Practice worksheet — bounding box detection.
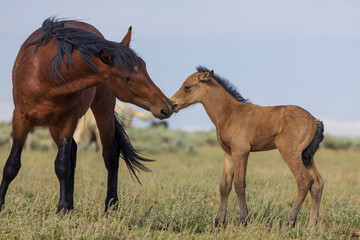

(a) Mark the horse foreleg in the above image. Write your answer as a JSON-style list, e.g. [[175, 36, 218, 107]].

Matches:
[[91, 87, 118, 212], [232, 150, 250, 223], [213, 151, 234, 228], [94, 114, 119, 212], [0, 108, 32, 210]]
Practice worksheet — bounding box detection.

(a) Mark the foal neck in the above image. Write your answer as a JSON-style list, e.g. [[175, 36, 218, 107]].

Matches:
[[201, 81, 242, 127]]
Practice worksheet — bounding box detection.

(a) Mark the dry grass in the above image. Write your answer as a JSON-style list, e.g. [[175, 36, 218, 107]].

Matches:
[[0, 140, 359, 239]]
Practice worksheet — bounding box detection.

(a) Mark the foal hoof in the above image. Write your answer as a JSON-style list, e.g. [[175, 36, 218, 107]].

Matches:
[[285, 219, 296, 228], [212, 217, 225, 230]]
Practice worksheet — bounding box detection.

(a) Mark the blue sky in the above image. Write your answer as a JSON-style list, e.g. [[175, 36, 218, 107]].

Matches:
[[0, 0, 360, 136]]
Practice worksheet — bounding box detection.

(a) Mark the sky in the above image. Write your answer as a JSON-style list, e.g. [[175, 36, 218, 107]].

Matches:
[[0, 0, 359, 136]]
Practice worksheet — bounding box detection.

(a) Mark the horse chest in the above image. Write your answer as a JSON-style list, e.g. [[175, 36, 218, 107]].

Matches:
[[216, 129, 232, 153], [23, 90, 96, 126]]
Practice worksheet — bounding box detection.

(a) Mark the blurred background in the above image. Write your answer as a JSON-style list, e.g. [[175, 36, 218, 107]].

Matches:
[[0, 0, 359, 136]]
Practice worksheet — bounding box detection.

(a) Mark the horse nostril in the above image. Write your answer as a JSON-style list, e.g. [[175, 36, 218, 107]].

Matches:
[[160, 108, 169, 117], [172, 104, 178, 111]]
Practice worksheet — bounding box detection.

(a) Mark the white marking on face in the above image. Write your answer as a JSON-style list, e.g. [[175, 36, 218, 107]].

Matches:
[[134, 65, 139, 72]]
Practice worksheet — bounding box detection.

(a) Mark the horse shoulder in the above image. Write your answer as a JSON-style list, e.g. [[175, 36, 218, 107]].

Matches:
[[216, 112, 250, 154]]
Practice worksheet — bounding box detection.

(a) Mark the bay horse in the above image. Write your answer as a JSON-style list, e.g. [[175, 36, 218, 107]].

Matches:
[[0, 18, 172, 213], [170, 66, 324, 227]]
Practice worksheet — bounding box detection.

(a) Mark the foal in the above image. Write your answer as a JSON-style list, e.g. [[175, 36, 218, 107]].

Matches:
[[171, 66, 324, 227]]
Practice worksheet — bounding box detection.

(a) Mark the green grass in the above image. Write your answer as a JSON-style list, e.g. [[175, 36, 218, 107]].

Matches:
[[0, 136, 359, 239]]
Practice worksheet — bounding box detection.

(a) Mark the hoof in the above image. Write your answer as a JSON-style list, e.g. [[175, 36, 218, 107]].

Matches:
[[212, 217, 225, 230], [105, 198, 119, 212], [56, 202, 73, 214], [285, 218, 296, 228]]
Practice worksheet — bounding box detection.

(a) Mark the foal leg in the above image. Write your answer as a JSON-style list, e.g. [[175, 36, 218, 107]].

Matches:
[[213, 152, 234, 228], [277, 146, 314, 226], [232, 150, 250, 223], [307, 161, 324, 224], [0, 109, 32, 210]]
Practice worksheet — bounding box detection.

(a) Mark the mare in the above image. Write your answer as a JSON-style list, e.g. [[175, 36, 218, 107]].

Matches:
[[0, 18, 172, 213], [171, 66, 324, 227]]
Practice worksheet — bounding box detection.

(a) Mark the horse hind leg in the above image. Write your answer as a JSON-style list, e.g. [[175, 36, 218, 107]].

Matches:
[[276, 138, 314, 226], [0, 108, 33, 210], [50, 125, 77, 213], [281, 153, 313, 226], [303, 120, 324, 225], [307, 161, 324, 224], [68, 139, 77, 209]]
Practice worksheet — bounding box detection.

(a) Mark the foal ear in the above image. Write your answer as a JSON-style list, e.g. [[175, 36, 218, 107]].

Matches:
[[121, 26, 132, 47], [199, 70, 214, 82], [99, 51, 113, 65]]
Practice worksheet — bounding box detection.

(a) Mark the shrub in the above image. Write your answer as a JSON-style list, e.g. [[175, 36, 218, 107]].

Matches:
[[321, 135, 360, 151]]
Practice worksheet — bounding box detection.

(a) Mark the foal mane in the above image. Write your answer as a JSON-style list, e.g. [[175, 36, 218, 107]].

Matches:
[[27, 17, 139, 83], [196, 66, 248, 103]]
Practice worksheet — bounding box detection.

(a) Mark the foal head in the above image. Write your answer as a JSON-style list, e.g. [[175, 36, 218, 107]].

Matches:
[[170, 68, 214, 112], [97, 28, 172, 119]]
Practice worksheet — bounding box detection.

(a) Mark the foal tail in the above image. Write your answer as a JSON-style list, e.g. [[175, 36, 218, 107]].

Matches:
[[302, 120, 324, 166], [113, 114, 153, 184]]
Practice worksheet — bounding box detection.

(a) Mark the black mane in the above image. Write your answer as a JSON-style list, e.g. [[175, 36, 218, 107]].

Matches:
[[27, 17, 139, 83], [196, 66, 249, 103]]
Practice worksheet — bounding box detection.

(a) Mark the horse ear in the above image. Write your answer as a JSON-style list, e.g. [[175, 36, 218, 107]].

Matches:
[[121, 26, 132, 47], [99, 51, 113, 65], [199, 70, 214, 82]]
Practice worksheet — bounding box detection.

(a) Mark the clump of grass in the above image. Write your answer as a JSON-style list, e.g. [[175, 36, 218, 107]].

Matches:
[[0, 143, 359, 239], [2, 121, 360, 153], [0, 122, 11, 146], [128, 128, 217, 155], [321, 135, 360, 151]]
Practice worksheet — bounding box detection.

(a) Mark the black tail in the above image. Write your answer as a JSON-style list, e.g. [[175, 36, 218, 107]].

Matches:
[[113, 115, 153, 184], [302, 120, 324, 166]]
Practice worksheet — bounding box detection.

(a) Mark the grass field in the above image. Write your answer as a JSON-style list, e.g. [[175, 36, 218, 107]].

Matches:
[[0, 130, 359, 239]]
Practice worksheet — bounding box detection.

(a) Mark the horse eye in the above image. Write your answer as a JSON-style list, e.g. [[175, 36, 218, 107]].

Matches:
[[124, 77, 131, 82], [184, 86, 191, 91]]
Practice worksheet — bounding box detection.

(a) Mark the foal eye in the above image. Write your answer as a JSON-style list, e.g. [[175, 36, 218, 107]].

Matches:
[[123, 77, 131, 82], [184, 86, 191, 91]]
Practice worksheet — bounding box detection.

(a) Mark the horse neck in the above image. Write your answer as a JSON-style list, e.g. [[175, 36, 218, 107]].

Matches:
[[200, 83, 240, 127], [46, 75, 99, 98], [46, 56, 104, 98]]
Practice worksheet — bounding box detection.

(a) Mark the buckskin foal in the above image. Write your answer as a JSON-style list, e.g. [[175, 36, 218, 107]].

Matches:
[[171, 66, 324, 228]]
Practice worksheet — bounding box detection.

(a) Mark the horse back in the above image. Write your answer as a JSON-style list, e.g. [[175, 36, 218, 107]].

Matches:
[[224, 104, 317, 152], [12, 20, 103, 126]]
